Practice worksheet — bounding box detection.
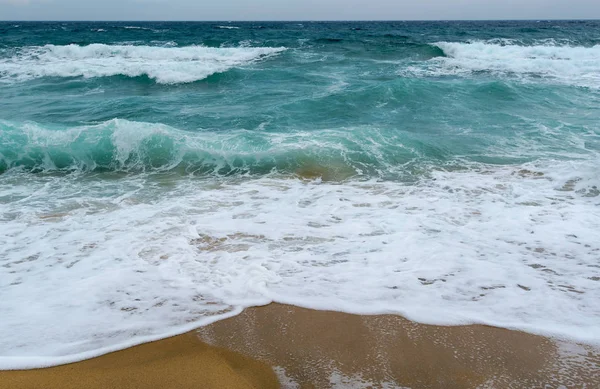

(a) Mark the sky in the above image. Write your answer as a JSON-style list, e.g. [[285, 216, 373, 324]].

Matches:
[[0, 0, 599, 21]]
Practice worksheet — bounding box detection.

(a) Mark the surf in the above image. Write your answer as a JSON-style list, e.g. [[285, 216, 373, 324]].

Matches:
[[1, 20, 600, 370], [0, 44, 286, 84], [425, 41, 600, 87]]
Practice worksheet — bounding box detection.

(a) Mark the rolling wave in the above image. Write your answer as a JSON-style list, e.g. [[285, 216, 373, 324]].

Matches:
[[1, 117, 595, 178], [411, 42, 600, 87], [0, 119, 404, 179], [0, 44, 286, 84]]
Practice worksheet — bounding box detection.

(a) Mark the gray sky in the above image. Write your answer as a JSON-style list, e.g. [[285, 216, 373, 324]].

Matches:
[[1, 0, 599, 21]]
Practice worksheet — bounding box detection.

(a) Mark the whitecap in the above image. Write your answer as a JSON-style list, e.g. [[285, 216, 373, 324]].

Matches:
[[0, 44, 287, 84], [404, 41, 600, 88]]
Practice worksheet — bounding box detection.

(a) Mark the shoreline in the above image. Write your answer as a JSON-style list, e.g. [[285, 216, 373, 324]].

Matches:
[[199, 304, 600, 388], [2, 304, 599, 388], [0, 332, 279, 389]]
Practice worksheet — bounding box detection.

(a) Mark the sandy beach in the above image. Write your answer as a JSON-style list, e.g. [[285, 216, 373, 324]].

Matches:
[[2, 304, 599, 388], [0, 332, 279, 389]]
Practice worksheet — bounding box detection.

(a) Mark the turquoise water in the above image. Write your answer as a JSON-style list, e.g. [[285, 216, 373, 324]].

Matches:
[[1, 21, 599, 368], [1, 21, 599, 177]]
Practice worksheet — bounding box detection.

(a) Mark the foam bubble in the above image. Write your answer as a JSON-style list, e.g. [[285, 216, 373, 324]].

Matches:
[[0, 44, 286, 84]]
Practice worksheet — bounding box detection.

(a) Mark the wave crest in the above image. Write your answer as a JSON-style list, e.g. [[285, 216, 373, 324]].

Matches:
[[0, 119, 395, 179], [408, 42, 600, 87], [0, 44, 286, 84]]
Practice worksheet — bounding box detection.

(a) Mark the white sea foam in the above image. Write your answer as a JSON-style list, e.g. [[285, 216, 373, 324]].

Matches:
[[407, 42, 600, 87], [121, 26, 168, 33], [0, 44, 286, 84], [1, 133, 599, 369], [217, 25, 241, 30]]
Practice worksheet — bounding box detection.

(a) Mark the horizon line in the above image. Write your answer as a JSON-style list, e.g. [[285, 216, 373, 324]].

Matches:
[[2, 18, 600, 22]]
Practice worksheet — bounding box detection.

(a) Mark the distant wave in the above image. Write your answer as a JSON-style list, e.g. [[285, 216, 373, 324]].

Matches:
[[406, 42, 600, 87], [216, 25, 241, 30], [0, 44, 286, 84], [315, 38, 344, 44], [120, 26, 169, 33]]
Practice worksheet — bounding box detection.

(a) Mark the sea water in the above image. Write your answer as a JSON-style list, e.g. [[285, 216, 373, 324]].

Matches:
[[0, 21, 599, 369]]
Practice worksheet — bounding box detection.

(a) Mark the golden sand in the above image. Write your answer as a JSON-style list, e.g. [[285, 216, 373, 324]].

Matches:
[[2, 304, 599, 389], [0, 332, 278, 389]]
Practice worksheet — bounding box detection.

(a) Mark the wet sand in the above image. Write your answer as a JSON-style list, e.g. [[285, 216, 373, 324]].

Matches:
[[199, 304, 600, 388], [2, 304, 599, 389], [0, 332, 279, 389]]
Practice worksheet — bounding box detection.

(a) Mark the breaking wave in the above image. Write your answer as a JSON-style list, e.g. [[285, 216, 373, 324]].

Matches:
[[0, 119, 402, 179], [0, 44, 286, 84], [408, 42, 600, 87]]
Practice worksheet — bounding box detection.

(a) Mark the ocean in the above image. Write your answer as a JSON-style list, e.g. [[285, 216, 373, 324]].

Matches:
[[0, 20, 599, 368]]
